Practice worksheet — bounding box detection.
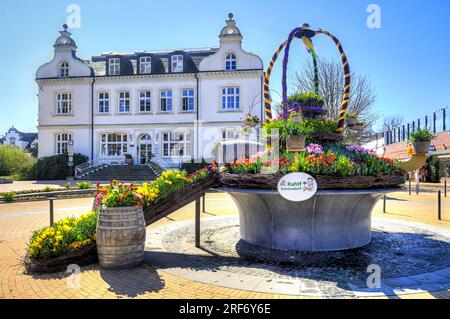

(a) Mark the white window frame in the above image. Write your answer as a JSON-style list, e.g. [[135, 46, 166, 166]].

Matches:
[[225, 53, 237, 71], [118, 91, 130, 113], [222, 129, 238, 140], [160, 89, 173, 112], [97, 92, 109, 113], [139, 90, 152, 112], [171, 55, 183, 73], [181, 89, 195, 112], [108, 58, 120, 75], [56, 133, 72, 155], [59, 61, 69, 78], [56, 93, 72, 114], [161, 131, 191, 159], [139, 57, 151, 74], [9, 137, 16, 146], [221, 87, 240, 111], [99, 133, 128, 157]]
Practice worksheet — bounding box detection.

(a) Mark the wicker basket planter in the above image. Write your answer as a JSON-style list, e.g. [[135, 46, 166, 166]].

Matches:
[[286, 135, 306, 151], [24, 243, 97, 274], [412, 141, 431, 154], [96, 206, 146, 270], [219, 172, 405, 190]]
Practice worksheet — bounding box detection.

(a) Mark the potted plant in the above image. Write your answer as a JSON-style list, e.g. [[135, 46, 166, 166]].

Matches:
[[124, 153, 133, 165], [289, 111, 303, 123], [243, 114, 260, 128], [95, 181, 145, 269], [286, 121, 313, 151], [409, 129, 434, 154], [344, 112, 358, 126]]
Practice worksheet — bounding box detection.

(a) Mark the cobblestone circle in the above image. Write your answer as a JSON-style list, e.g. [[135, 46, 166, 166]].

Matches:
[[158, 217, 450, 290]]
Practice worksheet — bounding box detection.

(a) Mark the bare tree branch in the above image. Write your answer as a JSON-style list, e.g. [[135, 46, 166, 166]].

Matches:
[[293, 58, 379, 126], [382, 115, 403, 132]]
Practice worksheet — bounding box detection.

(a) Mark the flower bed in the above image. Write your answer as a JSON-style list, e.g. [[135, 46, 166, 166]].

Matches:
[[25, 164, 219, 273], [220, 143, 405, 189], [24, 211, 98, 273]]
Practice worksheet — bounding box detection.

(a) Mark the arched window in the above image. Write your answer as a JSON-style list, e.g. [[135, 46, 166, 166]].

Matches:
[[59, 61, 69, 78], [225, 53, 237, 71]]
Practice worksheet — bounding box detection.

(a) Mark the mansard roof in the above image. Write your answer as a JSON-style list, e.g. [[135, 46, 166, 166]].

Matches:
[[89, 47, 218, 76]]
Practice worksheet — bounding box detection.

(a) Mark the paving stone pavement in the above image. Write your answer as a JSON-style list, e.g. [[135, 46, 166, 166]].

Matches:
[[0, 193, 450, 299]]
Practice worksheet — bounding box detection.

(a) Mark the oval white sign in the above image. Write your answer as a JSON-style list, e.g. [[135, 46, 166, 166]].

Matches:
[[277, 173, 318, 202]]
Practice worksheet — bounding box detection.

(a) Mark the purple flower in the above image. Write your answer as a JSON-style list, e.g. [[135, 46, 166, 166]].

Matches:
[[306, 144, 323, 154], [346, 145, 376, 154]]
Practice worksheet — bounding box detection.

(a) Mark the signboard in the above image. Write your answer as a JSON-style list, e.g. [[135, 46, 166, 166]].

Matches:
[[277, 173, 318, 202], [67, 145, 74, 157]]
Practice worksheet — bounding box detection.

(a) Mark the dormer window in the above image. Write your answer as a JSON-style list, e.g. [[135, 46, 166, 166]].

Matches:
[[225, 53, 237, 71], [171, 55, 183, 73], [140, 57, 151, 74], [59, 61, 69, 78], [109, 58, 120, 75]]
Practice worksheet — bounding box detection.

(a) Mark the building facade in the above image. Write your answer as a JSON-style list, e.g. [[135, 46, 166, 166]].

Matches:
[[36, 14, 263, 166], [0, 126, 38, 152]]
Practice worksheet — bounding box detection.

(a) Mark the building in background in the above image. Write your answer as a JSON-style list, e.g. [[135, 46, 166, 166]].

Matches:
[[0, 126, 38, 152], [35, 14, 263, 167]]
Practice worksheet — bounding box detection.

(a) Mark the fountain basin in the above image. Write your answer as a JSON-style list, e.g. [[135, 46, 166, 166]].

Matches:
[[223, 187, 398, 251]]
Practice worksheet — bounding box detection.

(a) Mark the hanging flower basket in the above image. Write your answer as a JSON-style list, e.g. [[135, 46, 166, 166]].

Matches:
[[244, 120, 257, 128]]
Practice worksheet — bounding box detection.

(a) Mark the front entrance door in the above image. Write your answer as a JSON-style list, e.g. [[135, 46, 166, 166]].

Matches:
[[138, 134, 152, 164]]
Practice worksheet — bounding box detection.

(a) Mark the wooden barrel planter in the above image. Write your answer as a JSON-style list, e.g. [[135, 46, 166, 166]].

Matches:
[[96, 206, 146, 270]]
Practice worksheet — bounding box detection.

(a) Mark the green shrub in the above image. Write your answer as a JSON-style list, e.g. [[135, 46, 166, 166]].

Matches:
[[77, 182, 91, 189], [0, 145, 36, 178], [2, 192, 15, 202], [302, 118, 338, 134], [65, 182, 71, 189], [426, 155, 440, 183], [409, 129, 434, 143], [34, 153, 88, 180], [43, 186, 54, 192]]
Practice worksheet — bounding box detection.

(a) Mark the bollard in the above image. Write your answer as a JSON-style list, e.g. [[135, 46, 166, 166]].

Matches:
[[195, 198, 201, 248], [49, 197, 55, 226], [383, 195, 386, 213], [438, 190, 442, 220], [409, 179, 411, 195]]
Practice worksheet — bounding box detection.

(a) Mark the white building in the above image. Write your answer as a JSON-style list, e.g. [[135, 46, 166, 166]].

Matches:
[[36, 14, 263, 167], [0, 126, 38, 152]]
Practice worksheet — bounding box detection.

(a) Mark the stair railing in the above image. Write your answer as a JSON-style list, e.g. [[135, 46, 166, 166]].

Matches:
[[75, 158, 107, 178]]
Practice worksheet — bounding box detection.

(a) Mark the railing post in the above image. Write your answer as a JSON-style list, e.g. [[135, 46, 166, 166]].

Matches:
[[445, 180, 447, 198], [195, 198, 201, 248], [383, 195, 386, 213], [438, 190, 442, 220], [49, 197, 55, 226], [443, 108, 446, 131], [202, 195, 206, 213], [433, 112, 437, 133], [409, 178, 412, 195]]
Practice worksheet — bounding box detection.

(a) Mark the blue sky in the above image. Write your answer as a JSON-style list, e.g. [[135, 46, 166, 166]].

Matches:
[[0, 0, 449, 133]]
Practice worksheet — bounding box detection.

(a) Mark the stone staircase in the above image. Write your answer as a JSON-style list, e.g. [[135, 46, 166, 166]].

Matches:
[[78, 163, 162, 181]]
